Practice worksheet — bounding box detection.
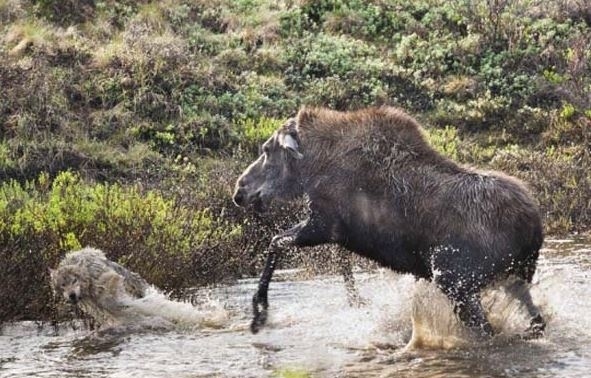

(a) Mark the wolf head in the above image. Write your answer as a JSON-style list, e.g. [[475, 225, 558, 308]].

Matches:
[[49, 265, 89, 305]]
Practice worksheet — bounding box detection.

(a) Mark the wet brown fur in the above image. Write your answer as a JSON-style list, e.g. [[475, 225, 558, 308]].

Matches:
[[237, 106, 545, 336], [288, 106, 542, 283]]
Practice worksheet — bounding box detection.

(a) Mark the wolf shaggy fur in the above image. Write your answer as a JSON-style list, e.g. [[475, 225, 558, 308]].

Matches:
[[50, 247, 226, 329]]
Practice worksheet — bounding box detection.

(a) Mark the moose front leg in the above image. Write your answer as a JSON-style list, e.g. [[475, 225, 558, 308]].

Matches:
[[250, 232, 292, 333], [250, 217, 331, 333], [338, 249, 364, 307]]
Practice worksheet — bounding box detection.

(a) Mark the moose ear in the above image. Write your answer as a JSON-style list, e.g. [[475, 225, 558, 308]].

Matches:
[[280, 133, 303, 160]]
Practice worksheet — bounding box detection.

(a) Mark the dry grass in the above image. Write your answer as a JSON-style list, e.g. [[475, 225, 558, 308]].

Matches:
[[5, 21, 54, 56], [441, 76, 479, 99], [0, 0, 25, 23], [92, 33, 125, 67]]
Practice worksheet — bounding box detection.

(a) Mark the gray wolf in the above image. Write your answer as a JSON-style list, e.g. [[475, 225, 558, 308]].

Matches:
[[50, 247, 227, 330], [233, 106, 545, 338]]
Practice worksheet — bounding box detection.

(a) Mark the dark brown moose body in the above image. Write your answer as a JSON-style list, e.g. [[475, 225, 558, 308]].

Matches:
[[233, 106, 545, 338]]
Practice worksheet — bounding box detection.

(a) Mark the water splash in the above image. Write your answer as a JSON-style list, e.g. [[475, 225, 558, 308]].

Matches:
[[119, 287, 230, 331], [407, 279, 537, 349], [1, 239, 590, 377]]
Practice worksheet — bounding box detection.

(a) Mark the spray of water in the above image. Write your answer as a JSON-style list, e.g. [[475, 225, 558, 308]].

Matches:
[[407, 278, 537, 349], [115, 287, 230, 331], [2, 240, 589, 377]]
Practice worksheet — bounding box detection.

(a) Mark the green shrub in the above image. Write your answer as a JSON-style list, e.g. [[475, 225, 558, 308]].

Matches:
[[492, 145, 591, 234], [236, 117, 283, 153], [2, 170, 241, 261], [560, 103, 576, 120], [31, 0, 95, 25], [281, 32, 429, 109], [426, 125, 460, 160], [283, 33, 380, 83], [430, 92, 510, 131], [0, 171, 243, 322]]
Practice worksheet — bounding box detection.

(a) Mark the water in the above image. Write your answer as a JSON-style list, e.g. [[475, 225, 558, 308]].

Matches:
[[1, 238, 590, 377]]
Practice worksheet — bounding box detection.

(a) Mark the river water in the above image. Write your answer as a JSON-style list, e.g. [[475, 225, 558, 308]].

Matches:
[[1, 238, 590, 377]]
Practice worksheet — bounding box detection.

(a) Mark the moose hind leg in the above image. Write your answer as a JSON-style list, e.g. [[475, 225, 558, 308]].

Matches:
[[435, 268, 494, 338], [452, 292, 495, 338], [506, 278, 545, 338]]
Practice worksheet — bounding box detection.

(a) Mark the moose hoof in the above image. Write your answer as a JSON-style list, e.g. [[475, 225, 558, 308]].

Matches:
[[523, 314, 546, 339], [250, 320, 261, 334], [250, 311, 267, 334], [250, 318, 265, 334], [347, 295, 368, 308]]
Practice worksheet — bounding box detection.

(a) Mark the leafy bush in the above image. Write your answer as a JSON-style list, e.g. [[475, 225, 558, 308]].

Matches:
[[0, 171, 242, 322], [492, 145, 591, 234], [31, 0, 95, 25], [426, 125, 460, 161], [282, 33, 430, 109], [236, 117, 284, 153]]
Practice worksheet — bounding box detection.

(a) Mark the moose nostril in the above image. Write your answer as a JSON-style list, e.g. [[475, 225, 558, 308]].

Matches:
[[233, 190, 245, 206]]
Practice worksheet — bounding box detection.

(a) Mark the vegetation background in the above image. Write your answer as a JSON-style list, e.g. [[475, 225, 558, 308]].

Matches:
[[0, 0, 589, 323]]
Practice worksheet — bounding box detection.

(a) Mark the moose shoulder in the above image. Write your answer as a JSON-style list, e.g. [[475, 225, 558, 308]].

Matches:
[[233, 106, 545, 338]]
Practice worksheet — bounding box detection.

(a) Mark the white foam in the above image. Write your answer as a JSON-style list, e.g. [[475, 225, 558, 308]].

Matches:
[[118, 287, 230, 331], [254, 269, 550, 356]]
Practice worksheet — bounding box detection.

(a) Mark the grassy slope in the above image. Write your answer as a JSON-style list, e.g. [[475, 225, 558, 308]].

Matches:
[[0, 0, 590, 321]]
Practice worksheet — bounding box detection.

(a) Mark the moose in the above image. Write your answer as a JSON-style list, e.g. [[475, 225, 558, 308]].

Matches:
[[233, 106, 546, 338]]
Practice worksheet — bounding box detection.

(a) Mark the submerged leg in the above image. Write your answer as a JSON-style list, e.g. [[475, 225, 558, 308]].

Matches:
[[505, 278, 545, 338], [435, 272, 494, 338], [453, 291, 494, 338], [338, 249, 364, 307], [251, 234, 290, 334], [250, 216, 334, 333], [251, 247, 279, 333], [431, 244, 495, 338]]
